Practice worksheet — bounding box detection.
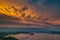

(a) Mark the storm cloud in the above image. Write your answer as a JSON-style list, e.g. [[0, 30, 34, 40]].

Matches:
[[0, 0, 60, 28], [0, 0, 60, 19]]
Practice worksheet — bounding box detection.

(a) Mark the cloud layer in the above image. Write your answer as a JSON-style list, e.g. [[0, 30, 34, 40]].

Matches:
[[8, 33, 60, 40], [0, 0, 60, 28]]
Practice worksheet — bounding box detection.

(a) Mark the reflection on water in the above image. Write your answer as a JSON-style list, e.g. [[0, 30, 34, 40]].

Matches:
[[8, 33, 60, 40]]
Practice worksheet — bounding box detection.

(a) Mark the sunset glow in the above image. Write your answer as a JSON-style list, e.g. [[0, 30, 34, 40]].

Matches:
[[0, 0, 60, 40], [0, 0, 60, 27]]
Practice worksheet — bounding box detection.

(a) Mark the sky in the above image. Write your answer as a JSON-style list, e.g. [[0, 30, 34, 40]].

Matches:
[[0, 0, 60, 28]]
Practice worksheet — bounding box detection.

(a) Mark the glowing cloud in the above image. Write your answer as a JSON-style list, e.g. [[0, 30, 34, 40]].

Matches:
[[0, 0, 60, 28]]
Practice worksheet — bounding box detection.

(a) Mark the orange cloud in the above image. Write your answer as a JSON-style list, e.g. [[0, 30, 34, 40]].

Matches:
[[49, 20, 60, 25], [0, 0, 60, 28]]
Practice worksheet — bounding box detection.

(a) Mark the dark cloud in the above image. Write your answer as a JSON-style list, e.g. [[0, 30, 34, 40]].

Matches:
[[0, 12, 41, 27]]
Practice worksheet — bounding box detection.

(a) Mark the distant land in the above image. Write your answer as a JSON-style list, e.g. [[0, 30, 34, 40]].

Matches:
[[0, 28, 60, 35]]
